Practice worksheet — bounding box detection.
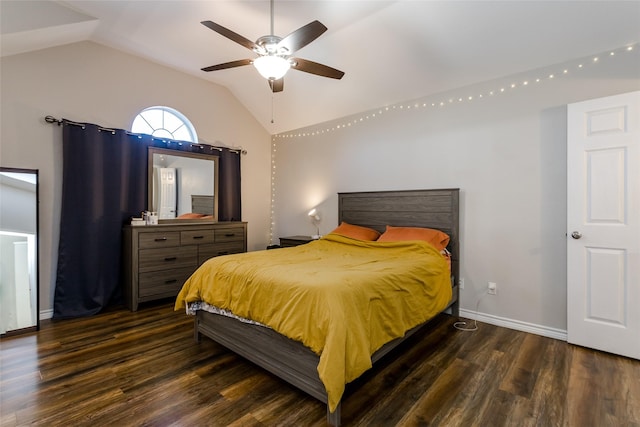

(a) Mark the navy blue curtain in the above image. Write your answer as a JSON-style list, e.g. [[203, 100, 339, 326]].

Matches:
[[53, 120, 242, 318], [218, 149, 242, 222], [54, 122, 151, 318]]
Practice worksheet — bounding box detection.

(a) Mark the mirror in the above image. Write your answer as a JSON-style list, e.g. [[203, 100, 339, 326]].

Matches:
[[148, 147, 219, 222], [0, 167, 39, 336]]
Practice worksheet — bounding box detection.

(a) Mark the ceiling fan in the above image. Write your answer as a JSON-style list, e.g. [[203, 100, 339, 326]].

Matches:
[[200, 0, 345, 93]]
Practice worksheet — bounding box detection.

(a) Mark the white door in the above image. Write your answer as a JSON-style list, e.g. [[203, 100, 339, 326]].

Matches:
[[567, 91, 640, 360], [158, 167, 177, 219], [13, 241, 33, 329]]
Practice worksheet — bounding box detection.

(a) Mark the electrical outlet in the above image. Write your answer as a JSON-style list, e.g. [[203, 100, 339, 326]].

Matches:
[[488, 282, 497, 295], [459, 278, 465, 289]]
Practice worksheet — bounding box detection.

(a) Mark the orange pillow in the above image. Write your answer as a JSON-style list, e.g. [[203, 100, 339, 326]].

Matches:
[[177, 213, 206, 219], [377, 225, 450, 250], [330, 222, 381, 241]]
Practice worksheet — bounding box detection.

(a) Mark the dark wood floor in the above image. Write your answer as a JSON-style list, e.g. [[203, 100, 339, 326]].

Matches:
[[1, 301, 639, 427]]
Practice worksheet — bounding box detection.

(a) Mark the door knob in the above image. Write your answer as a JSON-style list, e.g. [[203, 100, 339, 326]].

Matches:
[[571, 231, 582, 239]]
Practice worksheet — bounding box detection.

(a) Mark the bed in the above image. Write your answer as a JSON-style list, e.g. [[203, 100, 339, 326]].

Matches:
[[176, 189, 460, 426]]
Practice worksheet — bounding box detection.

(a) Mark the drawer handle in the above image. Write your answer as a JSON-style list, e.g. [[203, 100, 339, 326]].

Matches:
[[217, 251, 229, 256], [154, 237, 168, 242], [165, 279, 177, 284], [193, 235, 205, 239], [164, 257, 177, 261], [224, 233, 235, 237]]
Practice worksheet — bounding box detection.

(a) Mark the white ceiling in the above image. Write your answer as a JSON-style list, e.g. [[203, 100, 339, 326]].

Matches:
[[2, 0, 639, 133]]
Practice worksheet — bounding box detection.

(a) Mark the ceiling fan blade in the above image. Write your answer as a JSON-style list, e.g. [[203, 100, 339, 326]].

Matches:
[[201, 59, 252, 72], [269, 78, 284, 93], [201, 20, 258, 51], [277, 20, 327, 54], [291, 58, 345, 80]]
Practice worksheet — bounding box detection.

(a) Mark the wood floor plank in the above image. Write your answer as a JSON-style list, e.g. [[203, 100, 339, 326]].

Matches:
[[250, 391, 318, 425], [341, 316, 455, 425], [354, 355, 445, 425], [513, 337, 570, 426], [499, 333, 547, 398], [620, 354, 640, 424], [397, 357, 476, 425], [566, 347, 608, 426], [449, 346, 510, 426], [1, 301, 639, 426]]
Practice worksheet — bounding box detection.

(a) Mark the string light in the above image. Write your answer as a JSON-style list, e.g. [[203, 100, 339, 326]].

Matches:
[[269, 43, 639, 234], [269, 137, 278, 243], [272, 43, 638, 141]]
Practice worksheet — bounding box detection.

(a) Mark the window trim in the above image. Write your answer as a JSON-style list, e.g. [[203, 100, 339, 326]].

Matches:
[[131, 106, 198, 143]]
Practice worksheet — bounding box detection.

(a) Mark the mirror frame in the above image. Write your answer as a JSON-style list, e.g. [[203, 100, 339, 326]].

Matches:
[[0, 167, 39, 336], [147, 147, 219, 224]]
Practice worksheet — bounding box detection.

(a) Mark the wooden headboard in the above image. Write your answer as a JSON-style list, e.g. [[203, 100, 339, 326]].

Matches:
[[191, 195, 214, 215], [338, 188, 460, 285]]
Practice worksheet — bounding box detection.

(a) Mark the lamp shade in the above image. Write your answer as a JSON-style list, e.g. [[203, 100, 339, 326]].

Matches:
[[308, 208, 321, 239], [253, 56, 290, 80], [308, 208, 320, 222]]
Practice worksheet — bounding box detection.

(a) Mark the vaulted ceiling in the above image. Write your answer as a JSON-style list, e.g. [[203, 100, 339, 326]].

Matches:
[[2, 1, 639, 133]]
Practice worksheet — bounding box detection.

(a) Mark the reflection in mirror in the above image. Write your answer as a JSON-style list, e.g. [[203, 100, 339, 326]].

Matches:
[[0, 168, 39, 336], [148, 147, 219, 222]]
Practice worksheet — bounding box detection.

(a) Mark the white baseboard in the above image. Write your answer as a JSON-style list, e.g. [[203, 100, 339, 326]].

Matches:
[[459, 308, 568, 341], [40, 309, 53, 321]]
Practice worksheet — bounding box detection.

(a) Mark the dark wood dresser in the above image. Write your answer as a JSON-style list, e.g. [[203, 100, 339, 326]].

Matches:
[[123, 222, 247, 311]]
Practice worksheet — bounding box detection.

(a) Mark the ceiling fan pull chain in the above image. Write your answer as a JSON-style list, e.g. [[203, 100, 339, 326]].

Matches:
[[270, 0, 275, 35], [271, 93, 275, 124]]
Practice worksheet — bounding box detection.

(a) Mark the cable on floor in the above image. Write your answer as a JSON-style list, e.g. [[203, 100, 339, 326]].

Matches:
[[453, 290, 488, 332]]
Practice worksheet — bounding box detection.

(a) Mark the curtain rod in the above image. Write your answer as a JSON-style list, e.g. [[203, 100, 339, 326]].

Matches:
[[44, 115, 247, 155]]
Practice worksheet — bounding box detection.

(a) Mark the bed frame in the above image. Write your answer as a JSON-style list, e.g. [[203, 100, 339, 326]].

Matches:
[[193, 189, 460, 426]]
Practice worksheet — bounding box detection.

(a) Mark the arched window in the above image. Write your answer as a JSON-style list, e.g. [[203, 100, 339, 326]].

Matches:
[[131, 106, 198, 142]]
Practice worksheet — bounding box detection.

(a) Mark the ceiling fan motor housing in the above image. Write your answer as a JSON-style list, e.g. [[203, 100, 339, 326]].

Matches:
[[255, 35, 288, 56]]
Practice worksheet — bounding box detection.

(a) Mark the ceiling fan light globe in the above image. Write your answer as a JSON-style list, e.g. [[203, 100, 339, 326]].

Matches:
[[254, 56, 290, 80]]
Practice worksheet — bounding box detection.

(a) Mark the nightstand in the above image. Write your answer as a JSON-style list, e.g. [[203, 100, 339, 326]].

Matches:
[[279, 235, 314, 247]]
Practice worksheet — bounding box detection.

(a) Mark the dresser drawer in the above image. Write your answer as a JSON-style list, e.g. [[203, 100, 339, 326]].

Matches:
[[138, 266, 194, 298], [215, 227, 245, 243], [198, 241, 246, 265], [139, 231, 180, 249], [138, 246, 197, 273], [181, 229, 215, 245]]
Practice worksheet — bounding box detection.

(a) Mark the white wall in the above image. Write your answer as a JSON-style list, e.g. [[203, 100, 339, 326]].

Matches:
[[272, 47, 640, 333], [0, 41, 273, 316], [0, 178, 37, 234]]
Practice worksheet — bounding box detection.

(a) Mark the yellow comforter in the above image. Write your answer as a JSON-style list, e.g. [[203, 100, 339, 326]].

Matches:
[[175, 233, 452, 412]]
